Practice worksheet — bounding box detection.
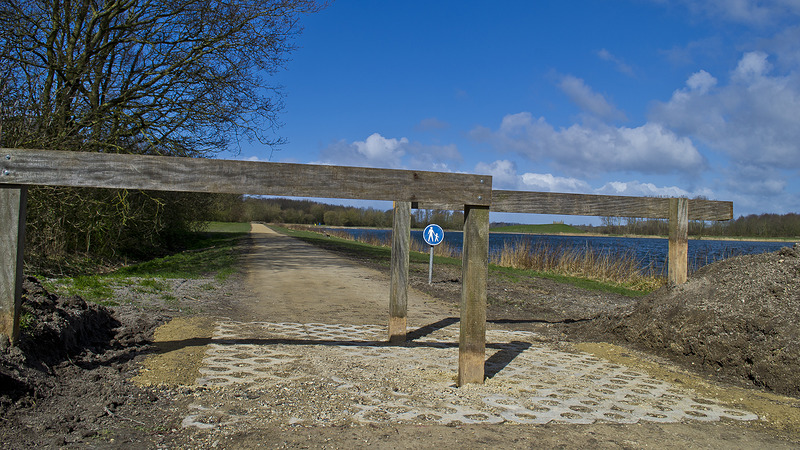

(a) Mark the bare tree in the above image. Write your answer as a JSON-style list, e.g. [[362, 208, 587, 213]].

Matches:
[[0, 0, 323, 155], [0, 0, 324, 269]]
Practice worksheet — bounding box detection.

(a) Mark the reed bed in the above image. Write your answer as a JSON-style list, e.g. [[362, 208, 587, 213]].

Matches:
[[491, 239, 666, 291], [409, 239, 461, 258]]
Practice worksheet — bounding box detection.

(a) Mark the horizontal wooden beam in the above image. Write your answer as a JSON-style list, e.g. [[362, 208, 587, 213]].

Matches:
[[686, 198, 734, 221], [416, 190, 733, 221], [0, 149, 492, 206]]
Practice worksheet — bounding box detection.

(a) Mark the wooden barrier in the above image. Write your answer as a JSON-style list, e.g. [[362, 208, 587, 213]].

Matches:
[[0, 148, 492, 205], [416, 190, 733, 286], [491, 190, 732, 220], [0, 148, 735, 385], [0, 148, 492, 385]]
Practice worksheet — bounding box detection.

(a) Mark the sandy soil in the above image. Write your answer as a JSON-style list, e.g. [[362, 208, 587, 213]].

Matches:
[[1, 224, 799, 448], [236, 224, 453, 326]]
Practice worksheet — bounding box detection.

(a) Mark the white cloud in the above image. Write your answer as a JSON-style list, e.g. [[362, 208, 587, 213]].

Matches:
[[763, 25, 800, 71], [722, 164, 789, 196], [474, 160, 520, 189], [317, 133, 463, 170], [472, 160, 696, 199], [651, 51, 800, 170], [354, 133, 408, 162], [471, 112, 705, 177], [407, 142, 462, 170], [520, 173, 592, 193], [597, 49, 635, 76], [594, 180, 690, 198], [318, 133, 408, 168], [557, 75, 627, 121], [732, 51, 771, 80], [474, 160, 592, 192], [686, 70, 717, 93]]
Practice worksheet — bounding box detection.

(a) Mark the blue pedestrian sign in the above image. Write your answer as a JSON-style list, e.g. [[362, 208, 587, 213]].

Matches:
[[423, 224, 444, 246]]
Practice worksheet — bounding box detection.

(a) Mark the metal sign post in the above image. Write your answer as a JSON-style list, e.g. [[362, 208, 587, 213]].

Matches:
[[423, 224, 444, 284]]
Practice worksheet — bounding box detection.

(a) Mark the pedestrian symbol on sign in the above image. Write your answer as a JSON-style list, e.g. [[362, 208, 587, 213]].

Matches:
[[423, 224, 444, 246]]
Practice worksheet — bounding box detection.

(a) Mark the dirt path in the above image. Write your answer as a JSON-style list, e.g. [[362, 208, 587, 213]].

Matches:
[[237, 223, 454, 326]]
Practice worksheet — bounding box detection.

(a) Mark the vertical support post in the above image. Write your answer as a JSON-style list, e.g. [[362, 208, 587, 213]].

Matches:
[[1, 186, 27, 346], [668, 197, 689, 285], [389, 201, 411, 343], [458, 205, 489, 386]]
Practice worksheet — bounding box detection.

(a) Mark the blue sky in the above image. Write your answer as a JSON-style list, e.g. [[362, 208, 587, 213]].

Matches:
[[233, 0, 800, 224]]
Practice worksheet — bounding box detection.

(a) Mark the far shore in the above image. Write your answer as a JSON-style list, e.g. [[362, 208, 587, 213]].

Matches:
[[306, 224, 799, 243], [497, 231, 800, 243]]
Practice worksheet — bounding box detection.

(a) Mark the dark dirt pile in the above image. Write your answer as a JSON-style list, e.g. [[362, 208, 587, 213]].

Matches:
[[596, 243, 800, 397], [1, 277, 117, 408], [0, 277, 171, 446]]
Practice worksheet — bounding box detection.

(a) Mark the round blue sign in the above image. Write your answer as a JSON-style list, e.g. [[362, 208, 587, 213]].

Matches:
[[423, 224, 445, 246]]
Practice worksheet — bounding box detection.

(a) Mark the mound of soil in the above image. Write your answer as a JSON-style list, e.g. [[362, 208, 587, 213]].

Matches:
[[598, 243, 800, 397], [0, 277, 116, 406], [0, 277, 170, 445]]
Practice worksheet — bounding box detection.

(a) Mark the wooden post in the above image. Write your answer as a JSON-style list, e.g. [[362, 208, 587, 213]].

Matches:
[[458, 205, 489, 386], [389, 201, 411, 343], [0, 186, 27, 346], [668, 197, 689, 285]]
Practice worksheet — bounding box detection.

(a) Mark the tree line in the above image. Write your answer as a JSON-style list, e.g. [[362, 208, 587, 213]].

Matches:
[[209, 196, 467, 230], [581, 213, 800, 238], [215, 197, 799, 238]]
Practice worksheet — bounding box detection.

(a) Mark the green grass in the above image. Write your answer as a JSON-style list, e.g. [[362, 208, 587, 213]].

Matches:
[[202, 221, 252, 233], [274, 225, 463, 268], [490, 223, 586, 234], [489, 265, 650, 297], [275, 225, 652, 297], [115, 222, 249, 278], [62, 275, 116, 303], [275, 226, 394, 263], [44, 222, 250, 305], [19, 311, 35, 331]]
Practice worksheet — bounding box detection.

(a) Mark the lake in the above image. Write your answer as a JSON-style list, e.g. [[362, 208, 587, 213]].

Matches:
[[328, 228, 796, 274]]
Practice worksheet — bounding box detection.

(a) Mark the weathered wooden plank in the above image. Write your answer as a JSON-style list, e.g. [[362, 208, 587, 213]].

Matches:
[[0, 148, 492, 206], [492, 190, 670, 218], [668, 198, 689, 285], [389, 201, 411, 343], [416, 191, 733, 221], [687, 198, 733, 221], [0, 186, 27, 346], [458, 205, 490, 386]]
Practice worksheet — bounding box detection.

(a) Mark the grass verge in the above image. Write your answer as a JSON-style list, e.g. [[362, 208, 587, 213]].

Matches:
[[274, 224, 655, 297], [41, 222, 250, 306]]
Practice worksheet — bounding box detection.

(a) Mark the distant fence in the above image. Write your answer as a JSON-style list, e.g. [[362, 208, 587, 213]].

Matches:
[[0, 148, 733, 385]]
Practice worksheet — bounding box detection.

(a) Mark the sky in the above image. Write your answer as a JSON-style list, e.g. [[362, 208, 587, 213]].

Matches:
[[232, 0, 800, 225]]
